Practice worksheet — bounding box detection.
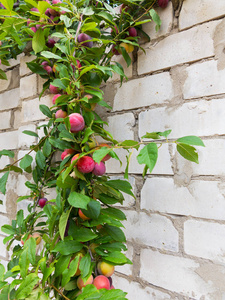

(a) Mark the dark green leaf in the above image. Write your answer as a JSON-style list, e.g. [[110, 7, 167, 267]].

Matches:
[[0, 150, 14, 159], [79, 254, 91, 278], [59, 208, 71, 240], [104, 180, 134, 197], [39, 104, 52, 118], [15, 273, 39, 299], [0, 172, 9, 195], [43, 139, 52, 157], [36, 151, 46, 170], [52, 240, 83, 255], [104, 225, 126, 242], [93, 147, 112, 164], [22, 130, 38, 138]]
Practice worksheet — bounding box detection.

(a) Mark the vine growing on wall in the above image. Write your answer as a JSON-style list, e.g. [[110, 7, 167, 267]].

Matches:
[[0, 0, 204, 299]]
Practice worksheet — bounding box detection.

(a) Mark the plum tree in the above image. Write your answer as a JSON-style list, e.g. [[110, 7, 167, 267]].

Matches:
[[55, 109, 67, 119]]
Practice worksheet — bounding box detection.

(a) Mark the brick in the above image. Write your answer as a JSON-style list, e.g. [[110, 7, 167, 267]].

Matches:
[[140, 249, 219, 298], [139, 99, 225, 139], [0, 214, 10, 236], [37, 121, 49, 139], [0, 131, 18, 149], [0, 235, 7, 258], [20, 74, 37, 99], [0, 194, 7, 214], [22, 95, 52, 122], [0, 111, 11, 130], [138, 21, 219, 74], [112, 275, 172, 300], [0, 71, 12, 92], [17, 199, 33, 218], [0, 88, 20, 111], [142, 2, 173, 40], [16, 174, 33, 197], [107, 113, 135, 141], [37, 75, 47, 94], [113, 73, 174, 111], [141, 178, 225, 220], [20, 55, 36, 76], [184, 220, 225, 263], [18, 124, 37, 148], [0, 156, 10, 170], [123, 211, 178, 251], [1, 54, 23, 71], [180, 0, 225, 30], [183, 60, 225, 99]]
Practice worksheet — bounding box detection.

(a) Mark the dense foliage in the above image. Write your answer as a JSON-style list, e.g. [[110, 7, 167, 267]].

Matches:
[[0, 0, 204, 299]]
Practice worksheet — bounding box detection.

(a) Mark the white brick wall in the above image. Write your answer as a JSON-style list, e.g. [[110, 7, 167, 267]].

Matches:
[[0, 88, 20, 110], [123, 211, 179, 252], [113, 72, 174, 111], [184, 220, 225, 263], [139, 99, 225, 139], [138, 21, 219, 74], [141, 178, 225, 220], [0, 111, 11, 130], [22, 95, 52, 122], [0, 131, 18, 150], [20, 74, 37, 99], [180, 0, 225, 30], [140, 249, 222, 299], [107, 113, 135, 141]]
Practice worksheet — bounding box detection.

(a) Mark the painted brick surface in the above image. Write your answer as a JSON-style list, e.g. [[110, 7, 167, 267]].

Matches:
[[184, 220, 225, 263], [139, 99, 225, 139], [138, 21, 219, 74], [0, 131, 18, 150], [141, 178, 225, 220], [180, 0, 225, 30], [0, 111, 11, 130], [113, 72, 174, 111], [0, 88, 20, 110], [22, 95, 52, 122], [20, 74, 37, 99], [123, 211, 179, 251], [107, 113, 135, 141]]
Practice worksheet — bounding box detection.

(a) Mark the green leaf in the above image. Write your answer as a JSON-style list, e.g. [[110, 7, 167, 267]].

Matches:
[[59, 208, 71, 240], [137, 143, 158, 173], [41, 51, 64, 60], [25, 0, 38, 8], [51, 78, 66, 90], [68, 224, 97, 242], [121, 47, 132, 67], [60, 15, 73, 27], [176, 136, 205, 147], [49, 137, 71, 150], [0, 69, 7, 80], [104, 180, 134, 197], [0, 264, 5, 281], [16, 209, 24, 227], [79, 254, 91, 278], [93, 147, 112, 164], [149, 8, 161, 32], [43, 139, 52, 157], [15, 273, 39, 299], [0, 0, 13, 11], [177, 143, 199, 164], [104, 251, 128, 265], [104, 225, 126, 242], [55, 255, 71, 277], [0, 171, 9, 195], [22, 130, 38, 137], [32, 28, 45, 53], [103, 207, 126, 221], [39, 104, 52, 118], [68, 192, 91, 209], [52, 240, 83, 255], [25, 237, 36, 266], [0, 150, 14, 159], [37, 0, 50, 15], [81, 200, 101, 220], [36, 151, 46, 170], [19, 248, 29, 279], [1, 224, 15, 235], [19, 154, 33, 171]]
